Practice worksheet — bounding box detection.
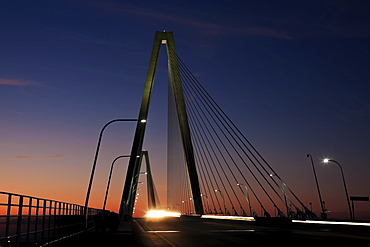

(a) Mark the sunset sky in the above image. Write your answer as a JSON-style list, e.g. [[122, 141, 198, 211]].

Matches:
[[1, 1, 369, 219]]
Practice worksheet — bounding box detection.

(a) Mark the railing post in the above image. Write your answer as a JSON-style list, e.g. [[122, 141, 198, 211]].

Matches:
[[47, 200, 52, 243], [48, 201, 58, 242], [4, 194, 12, 247], [56, 201, 61, 240], [16, 195, 23, 247], [34, 198, 40, 243], [41, 200, 46, 245], [26, 198, 33, 244]]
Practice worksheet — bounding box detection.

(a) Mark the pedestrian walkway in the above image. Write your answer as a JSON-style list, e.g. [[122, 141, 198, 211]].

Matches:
[[54, 220, 137, 246]]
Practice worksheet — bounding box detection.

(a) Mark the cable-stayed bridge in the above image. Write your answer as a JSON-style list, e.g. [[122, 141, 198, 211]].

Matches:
[[120, 30, 316, 220], [1, 31, 369, 246]]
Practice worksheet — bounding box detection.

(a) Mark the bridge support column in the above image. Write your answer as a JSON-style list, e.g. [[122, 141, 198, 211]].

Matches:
[[119, 31, 203, 220], [165, 32, 204, 215]]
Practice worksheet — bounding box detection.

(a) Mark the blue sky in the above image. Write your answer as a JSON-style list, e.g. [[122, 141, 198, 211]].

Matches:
[[0, 0, 369, 218]]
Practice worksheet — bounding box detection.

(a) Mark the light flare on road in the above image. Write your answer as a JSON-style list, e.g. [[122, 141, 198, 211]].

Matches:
[[145, 210, 181, 218]]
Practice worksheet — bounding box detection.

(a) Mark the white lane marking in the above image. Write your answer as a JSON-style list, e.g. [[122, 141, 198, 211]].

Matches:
[[147, 229, 255, 233]]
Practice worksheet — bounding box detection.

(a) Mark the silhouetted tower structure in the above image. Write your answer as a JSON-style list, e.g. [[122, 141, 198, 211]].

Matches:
[[120, 31, 204, 219]]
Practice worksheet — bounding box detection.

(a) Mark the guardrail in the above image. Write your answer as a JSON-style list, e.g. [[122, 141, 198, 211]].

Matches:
[[0, 191, 102, 247]]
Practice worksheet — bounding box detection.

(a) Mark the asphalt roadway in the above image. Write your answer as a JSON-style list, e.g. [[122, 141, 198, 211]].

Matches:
[[133, 216, 370, 247]]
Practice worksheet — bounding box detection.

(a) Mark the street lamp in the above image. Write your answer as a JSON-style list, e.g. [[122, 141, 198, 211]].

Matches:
[[269, 174, 289, 217], [132, 182, 144, 215], [307, 154, 326, 219], [84, 118, 137, 229], [215, 190, 229, 215], [182, 201, 188, 215], [131, 182, 144, 204], [189, 198, 193, 214], [201, 194, 211, 214], [135, 171, 148, 179], [237, 183, 252, 216], [323, 159, 353, 220], [103, 155, 131, 211]]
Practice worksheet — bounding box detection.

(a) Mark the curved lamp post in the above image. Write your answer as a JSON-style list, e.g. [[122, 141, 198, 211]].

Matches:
[[84, 118, 137, 229], [201, 194, 211, 214], [102, 155, 131, 211], [237, 183, 252, 216], [269, 174, 289, 217], [307, 154, 326, 218], [323, 159, 353, 220], [215, 189, 229, 215], [181, 201, 188, 215]]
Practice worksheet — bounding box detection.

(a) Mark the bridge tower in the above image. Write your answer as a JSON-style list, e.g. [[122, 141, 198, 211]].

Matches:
[[120, 31, 204, 219]]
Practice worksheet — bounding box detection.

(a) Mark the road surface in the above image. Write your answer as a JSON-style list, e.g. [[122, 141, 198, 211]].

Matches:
[[134, 216, 370, 246]]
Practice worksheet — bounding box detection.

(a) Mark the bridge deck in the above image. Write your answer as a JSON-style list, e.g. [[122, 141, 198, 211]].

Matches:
[[55, 220, 136, 247], [51, 217, 370, 246], [133, 217, 370, 247]]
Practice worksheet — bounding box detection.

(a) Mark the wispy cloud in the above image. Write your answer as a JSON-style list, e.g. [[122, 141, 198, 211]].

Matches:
[[88, 2, 293, 40], [158, 13, 292, 40], [0, 155, 64, 160], [0, 79, 38, 86], [92, 1, 370, 40], [141, 12, 293, 39], [58, 30, 129, 48]]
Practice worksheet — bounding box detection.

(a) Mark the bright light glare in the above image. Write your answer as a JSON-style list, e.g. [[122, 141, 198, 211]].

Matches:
[[293, 220, 370, 227], [145, 210, 181, 218], [323, 158, 330, 163], [202, 215, 255, 221]]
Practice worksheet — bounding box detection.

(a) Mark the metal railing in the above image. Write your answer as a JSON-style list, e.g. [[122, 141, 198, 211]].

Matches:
[[0, 191, 102, 247]]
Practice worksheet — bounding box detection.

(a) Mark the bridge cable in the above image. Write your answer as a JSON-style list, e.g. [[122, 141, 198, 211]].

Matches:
[[184, 86, 239, 215], [168, 45, 279, 214], [167, 44, 314, 218], [168, 44, 274, 215], [177, 58, 312, 216]]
